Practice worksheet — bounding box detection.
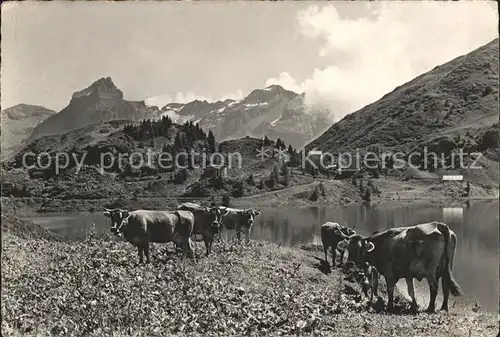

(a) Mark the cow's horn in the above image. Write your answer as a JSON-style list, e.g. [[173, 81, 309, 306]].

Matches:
[[340, 231, 353, 239]]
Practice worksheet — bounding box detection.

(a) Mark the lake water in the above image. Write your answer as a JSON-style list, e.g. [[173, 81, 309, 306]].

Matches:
[[22, 201, 499, 311]]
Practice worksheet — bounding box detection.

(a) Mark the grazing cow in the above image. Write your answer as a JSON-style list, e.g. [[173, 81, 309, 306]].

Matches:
[[217, 207, 261, 242], [337, 221, 463, 313], [103, 208, 196, 263], [320, 222, 356, 267], [175, 202, 229, 256]]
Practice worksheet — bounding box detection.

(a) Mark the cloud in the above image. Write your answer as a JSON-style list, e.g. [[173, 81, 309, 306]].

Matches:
[[266, 2, 498, 121], [145, 89, 245, 109]]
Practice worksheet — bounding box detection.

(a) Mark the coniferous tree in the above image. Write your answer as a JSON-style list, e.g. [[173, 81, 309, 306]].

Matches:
[[208, 131, 216, 153], [174, 133, 183, 150]]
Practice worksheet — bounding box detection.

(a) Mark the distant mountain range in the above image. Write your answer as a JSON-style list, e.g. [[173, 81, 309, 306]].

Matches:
[[159, 84, 331, 149], [1, 78, 332, 162], [3, 37, 498, 177]]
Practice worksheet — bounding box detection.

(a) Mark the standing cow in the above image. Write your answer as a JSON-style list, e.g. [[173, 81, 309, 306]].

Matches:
[[320, 222, 356, 267], [175, 202, 229, 256], [217, 207, 261, 242], [337, 221, 463, 313], [103, 208, 196, 263]]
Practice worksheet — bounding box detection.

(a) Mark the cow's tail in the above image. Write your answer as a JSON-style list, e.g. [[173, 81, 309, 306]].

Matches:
[[438, 222, 463, 297]]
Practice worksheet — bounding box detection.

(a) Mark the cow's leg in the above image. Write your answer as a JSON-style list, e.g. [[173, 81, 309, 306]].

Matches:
[[144, 244, 150, 264], [385, 276, 397, 313], [331, 247, 337, 268], [236, 229, 241, 242], [369, 280, 374, 304], [137, 247, 144, 264], [217, 229, 224, 244], [323, 246, 329, 265], [440, 275, 450, 312], [203, 235, 210, 256], [425, 274, 439, 313], [405, 277, 418, 313], [373, 272, 379, 298], [245, 229, 251, 243], [208, 238, 214, 255], [338, 248, 345, 267], [187, 238, 196, 262]]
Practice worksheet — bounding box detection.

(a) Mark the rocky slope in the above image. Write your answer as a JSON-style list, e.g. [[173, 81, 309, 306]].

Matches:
[[306, 38, 499, 187], [1, 104, 56, 160], [160, 85, 330, 149], [26, 77, 162, 143], [2, 118, 292, 211], [307, 38, 499, 154]]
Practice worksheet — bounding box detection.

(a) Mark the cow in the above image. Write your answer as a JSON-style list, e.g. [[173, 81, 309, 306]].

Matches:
[[103, 208, 196, 263], [337, 221, 463, 313], [217, 207, 261, 242], [175, 202, 229, 256], [320, 222, 356, 267]]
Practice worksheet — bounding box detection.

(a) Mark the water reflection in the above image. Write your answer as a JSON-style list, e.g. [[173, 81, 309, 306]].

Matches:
[[23, 200, 498, 311]]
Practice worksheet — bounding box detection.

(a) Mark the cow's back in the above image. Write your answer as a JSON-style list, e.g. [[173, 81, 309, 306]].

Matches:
[[220, 208, 239, 230], [177, 203, 208, 234], [365, 226, 410, 274], [132, 210, 178, 243], [389, 222, 447, 278], [321, 222, 341, 244], [174, 210, 195, 237]]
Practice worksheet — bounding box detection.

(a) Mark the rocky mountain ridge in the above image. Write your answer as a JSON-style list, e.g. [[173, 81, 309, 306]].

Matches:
[[1, 104, 57, 160], [19, 79, 331, 155]]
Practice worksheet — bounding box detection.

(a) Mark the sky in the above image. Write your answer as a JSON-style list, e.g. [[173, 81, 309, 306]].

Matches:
[[1, 1, 498, 122]]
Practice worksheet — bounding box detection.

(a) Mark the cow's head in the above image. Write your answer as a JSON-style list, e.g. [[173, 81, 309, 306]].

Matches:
[[334, 225, 356, 238], [240, 209, 261, 230], [204, 206, 229, 233], [336, 234, 375, 265], [103, 208, 131, 237]]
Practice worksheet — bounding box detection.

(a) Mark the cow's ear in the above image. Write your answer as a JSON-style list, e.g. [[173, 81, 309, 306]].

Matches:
[[334, 229, 342, 236], [366, 241, 375, 253], [253, 210, 261, 216], [122, 211, 130, 219], [221, 208, 229, 216], [337, 240, 348, 251], [103, 210, 111, 217]]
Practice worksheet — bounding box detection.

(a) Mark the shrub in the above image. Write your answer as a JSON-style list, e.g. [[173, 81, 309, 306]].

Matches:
[[174, 168, 189, 184], [222, 194, 231, 207], [309, 190, 319, 202], [232, 181, 245, 198], [247, 173, 256, 186], [363, 188, 372, 202]]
